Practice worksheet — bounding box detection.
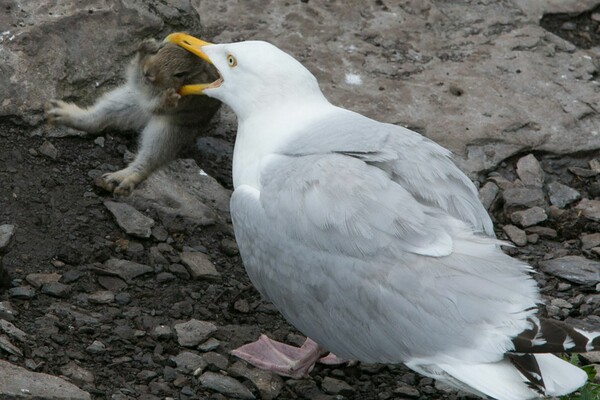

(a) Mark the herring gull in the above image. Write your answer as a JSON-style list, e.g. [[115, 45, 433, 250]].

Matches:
[[166, 33, 600, 400]]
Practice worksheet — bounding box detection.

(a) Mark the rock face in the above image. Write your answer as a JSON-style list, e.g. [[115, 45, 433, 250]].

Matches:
[[195, 1, 600, 177], [0, 359, 91, 399], [0, 0, 203, 126]]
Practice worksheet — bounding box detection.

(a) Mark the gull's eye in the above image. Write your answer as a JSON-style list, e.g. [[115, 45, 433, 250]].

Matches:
[[173, 71, 188, 78], [227, 54, 237, 67]]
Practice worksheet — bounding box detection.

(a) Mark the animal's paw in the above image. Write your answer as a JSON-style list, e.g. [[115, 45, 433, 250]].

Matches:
[[162, 88, 181, 110], [95, 168, 144, 197], [44, 100, 82, 126]]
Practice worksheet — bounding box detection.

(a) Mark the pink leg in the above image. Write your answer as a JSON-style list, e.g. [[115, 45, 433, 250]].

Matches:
[[231, 335, 328, 378]]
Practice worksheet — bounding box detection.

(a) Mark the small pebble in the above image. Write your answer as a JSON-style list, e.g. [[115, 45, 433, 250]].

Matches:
[[88, 290, 115, 304], [203, 351, 229, 371], [114, 292, 131, 305], [510, 207, 547, 228], [502, 225, 527, 246], [41, 282, 71, 298], [8, 286, 36, 299], [86, 340, 106, 354], [198, 338, 221, 352]]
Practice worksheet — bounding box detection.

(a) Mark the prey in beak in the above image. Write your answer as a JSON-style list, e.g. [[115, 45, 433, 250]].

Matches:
[[164, 33, 223, 95]]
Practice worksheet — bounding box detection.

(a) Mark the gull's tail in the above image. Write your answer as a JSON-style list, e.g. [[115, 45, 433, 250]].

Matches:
[[410, 317, 599, 399]]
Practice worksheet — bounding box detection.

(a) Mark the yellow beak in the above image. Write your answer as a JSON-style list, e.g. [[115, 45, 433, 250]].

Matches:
[[164, 33, 219, 95]]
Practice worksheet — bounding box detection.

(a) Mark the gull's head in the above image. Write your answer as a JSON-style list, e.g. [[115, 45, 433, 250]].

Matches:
[[165, 33, 327, 119]]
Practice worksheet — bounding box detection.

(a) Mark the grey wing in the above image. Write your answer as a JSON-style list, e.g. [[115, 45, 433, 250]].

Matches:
[[282, 108, 494, 237], [230, 153, 536, 363]]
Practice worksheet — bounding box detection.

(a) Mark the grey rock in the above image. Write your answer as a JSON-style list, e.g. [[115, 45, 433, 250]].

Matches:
[[220, 238, 239, 256], [124, 159, 231, 230], [8, 286, 36, 299], [114, 292, 131, 305], [0, 301, 17, 322], [581, 351, 600, 364], [156, 271, 176, 283], [234, 299, 250, 313], [581, 233, 600, 250], [180, 252, 221, 281], [203, 351, 229, 370], [547, 182, 580, 208], [576, 199, 600, 222], [136, 370, 158, 382], [86, 340, 106, 354], [527, 233, 539, 244], [41, 282, 71, 298], [96, 258, 153, 281], [0, 359, 90, 399], [516, 154, 544, 187], [202, 2, 600, 178], [60, 361, 95, 385], [550, 298, 573, 309], [152, 325, 173, 341], [172, 351, 208, 374], [104, 201, 154, 238], [540, 256, 600, 285], [503, 187, 545, 209], [26, 272, 61, 289], [39, 141, 59, 160], [0, 334, 22, 356], [502, 224, 527, 246], [569, 167, 598, 178], [0, 319, 27, 342], [510, 206, 547, 228], [174, 319, 217, 347], [525, 226, 557, 238], [88, 290, 115, 304], [478, 181, 499, 210], [321, 376, 355, 395], [199, 338, 221, 352], [0, 224, 15, 253], [590, 158, 600, 173], [61, 269, 85, 284], [93, 137, 105, 147], [286, 379, 322, 399], [151, 225, 169, 242], [169, 263, 191, 280], [229, 361, 284, 400], [97, 275, 128, 292], [199, 371, 255, 399], [394, 385, 420, 398]]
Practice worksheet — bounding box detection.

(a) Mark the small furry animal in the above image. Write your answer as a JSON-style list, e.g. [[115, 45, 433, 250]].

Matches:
[[45, 38, 220, 195]]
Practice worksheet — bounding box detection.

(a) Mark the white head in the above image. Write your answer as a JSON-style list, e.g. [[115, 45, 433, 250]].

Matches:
[[165, 34, 328, 121]]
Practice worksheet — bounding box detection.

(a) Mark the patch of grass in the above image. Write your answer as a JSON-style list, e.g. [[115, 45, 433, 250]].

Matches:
[[561, 355, 600, 400]]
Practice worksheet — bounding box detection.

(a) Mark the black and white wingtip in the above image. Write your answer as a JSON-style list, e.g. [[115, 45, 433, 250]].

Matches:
[[513, 317, 600, 354], [507, 316, 600, 396]]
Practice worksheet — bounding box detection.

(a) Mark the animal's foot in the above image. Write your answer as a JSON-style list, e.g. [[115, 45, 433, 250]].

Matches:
[[44, 100, 82, 126], [95, 168, 144, 196]]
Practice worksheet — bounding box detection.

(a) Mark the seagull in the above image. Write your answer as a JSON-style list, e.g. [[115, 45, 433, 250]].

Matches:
[[166, 33, 600, 399]]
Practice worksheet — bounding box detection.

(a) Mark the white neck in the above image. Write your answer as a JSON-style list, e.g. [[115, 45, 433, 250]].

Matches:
[[232, 98, 335, 190]]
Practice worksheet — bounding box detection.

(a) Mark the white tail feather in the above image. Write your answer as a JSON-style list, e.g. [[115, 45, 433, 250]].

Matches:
[[427, 354, 587, 400], [438, 359, 537, 400], [534, 354, 587, 396]]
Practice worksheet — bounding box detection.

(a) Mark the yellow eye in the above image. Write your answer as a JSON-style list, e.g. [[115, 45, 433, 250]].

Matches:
[[227, 54, 237, 67]]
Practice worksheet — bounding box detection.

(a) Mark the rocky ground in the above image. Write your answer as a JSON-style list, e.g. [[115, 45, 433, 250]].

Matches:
[[1, 1, 600, 400]]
